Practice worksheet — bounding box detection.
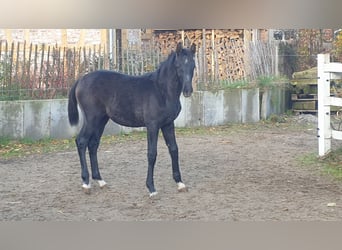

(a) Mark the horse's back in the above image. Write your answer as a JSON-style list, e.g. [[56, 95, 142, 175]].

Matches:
[[78, 70, 126, 89], [76, 70, 154, 127], [78, 70, 152, 93]]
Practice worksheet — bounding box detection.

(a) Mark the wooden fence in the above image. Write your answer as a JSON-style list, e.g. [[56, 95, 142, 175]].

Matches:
[[0, 40, 164, 100], [0, 39, 280, 100], [245, 41, 278, 80]]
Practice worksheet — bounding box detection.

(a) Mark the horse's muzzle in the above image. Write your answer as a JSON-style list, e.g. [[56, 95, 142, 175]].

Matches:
[[182, 84, 193, 97], [183, 90, 193, 97]]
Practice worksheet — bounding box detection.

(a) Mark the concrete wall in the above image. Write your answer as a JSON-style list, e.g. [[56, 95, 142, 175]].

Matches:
[[260, 87, 287, 119], [175, 88, 260, 128], [0, 88, 286, 140]]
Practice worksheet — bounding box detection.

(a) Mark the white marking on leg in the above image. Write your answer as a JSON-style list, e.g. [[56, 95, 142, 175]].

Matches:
[[82, 183, 91, 194], [177, 182, 188, 192], [177, 182, 186, 190], [98, 180, 107, 188], [149, 191, 158, 197]]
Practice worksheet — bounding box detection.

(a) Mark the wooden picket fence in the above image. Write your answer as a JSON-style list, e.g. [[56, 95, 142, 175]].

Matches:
[[0, 41, 102, 100], [0, 39, 281, 100], [0, 40, 165, 100]]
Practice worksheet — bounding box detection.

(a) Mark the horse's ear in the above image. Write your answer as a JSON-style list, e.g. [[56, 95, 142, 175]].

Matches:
[[176, 42, 183, 55], [190, 43, 196, 54]]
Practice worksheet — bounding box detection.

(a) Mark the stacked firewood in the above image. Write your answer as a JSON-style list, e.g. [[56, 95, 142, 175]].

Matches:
[[152, 29, 246, 83]]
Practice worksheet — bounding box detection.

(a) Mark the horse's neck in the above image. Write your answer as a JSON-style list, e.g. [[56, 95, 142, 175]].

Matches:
[[156, 63, 182, 102]]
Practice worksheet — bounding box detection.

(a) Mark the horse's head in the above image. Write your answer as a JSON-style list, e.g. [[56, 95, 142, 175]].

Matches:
[[175, 42, 196, 97]]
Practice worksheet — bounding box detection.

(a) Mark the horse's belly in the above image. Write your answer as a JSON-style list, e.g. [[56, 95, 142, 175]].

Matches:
[[109, 111, 145, 128]]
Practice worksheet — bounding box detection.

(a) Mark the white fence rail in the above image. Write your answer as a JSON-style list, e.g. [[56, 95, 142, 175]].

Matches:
[[317, 54, 342, 156]]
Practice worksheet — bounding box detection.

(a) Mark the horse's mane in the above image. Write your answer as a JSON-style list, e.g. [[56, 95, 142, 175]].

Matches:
[[148, 51, 178, 98]]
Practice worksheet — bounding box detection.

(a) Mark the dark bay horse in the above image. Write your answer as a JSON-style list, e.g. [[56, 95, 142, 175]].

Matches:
[[68, 42, 196, 196]]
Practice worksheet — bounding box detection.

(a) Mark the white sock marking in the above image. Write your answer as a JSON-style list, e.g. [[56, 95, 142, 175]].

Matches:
[[149, 191, 158, 197], [177, 182, 186, 190], [82, 183, 91, 189], [98, 180, 107, 188]]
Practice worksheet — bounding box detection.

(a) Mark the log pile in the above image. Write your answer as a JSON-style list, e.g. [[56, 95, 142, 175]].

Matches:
[[152, 29, 246, 83]]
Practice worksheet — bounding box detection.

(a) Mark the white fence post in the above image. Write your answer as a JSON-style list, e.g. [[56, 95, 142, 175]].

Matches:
[[317, 54, 331, 156], [317, 54, 342, 156]]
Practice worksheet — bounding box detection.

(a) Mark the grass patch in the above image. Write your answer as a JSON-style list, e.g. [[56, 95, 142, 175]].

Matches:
[[320, 148, 342, 180], [0, 136, 75, 158], [0, 130, 154, 159], [299, 148, 342, 180], [219, 79, 251, 89], [256, 75, 289, 89]]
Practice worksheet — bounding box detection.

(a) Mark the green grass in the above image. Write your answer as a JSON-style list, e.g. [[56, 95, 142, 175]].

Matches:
[[200, 75, 290, 92], [219, 79, 251, 89], [320, 148, 342, 179], [0, 136, 75, 158], [256, 75, 289, 88], [0, 130, 155, 159], [299, 148, 342, 180]]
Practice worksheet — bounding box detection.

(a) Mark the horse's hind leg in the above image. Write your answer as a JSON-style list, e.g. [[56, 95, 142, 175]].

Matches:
[[75, 125, 92, 193], [88, 116, 109, 188], [161, 122, 188, 192]]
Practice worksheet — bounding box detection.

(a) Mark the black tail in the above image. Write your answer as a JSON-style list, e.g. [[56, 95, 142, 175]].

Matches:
[[68, 80, 79, 126]]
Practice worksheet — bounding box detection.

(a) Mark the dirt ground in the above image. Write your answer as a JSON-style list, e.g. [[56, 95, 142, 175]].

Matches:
[[1, 115, 342, 221]]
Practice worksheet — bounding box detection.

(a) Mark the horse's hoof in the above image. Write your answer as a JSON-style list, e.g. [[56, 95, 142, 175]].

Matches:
[[98, 180, 107, 188], [149, 191, 158, 198], [82, 183, 91, 194], [177, 182, 188, 192]]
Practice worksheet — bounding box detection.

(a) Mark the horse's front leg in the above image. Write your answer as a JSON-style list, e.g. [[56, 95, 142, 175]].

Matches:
[[161, 122, 188, 192], [146, 127, 159, 197]]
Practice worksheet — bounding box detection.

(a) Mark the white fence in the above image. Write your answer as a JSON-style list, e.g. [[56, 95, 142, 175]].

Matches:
[[317, 54, 342, 156]]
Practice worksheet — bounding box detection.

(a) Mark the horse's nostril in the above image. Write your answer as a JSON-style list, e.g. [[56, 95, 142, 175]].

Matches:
[[183, 91, 192, 97]]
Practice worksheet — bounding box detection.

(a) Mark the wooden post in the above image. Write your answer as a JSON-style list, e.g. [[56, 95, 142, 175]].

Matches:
[[24, 29, 30, 44], [317, 54, 331, 156], [77, 29, 85, 47], [21, 41, 26, 84], [15, 42, 20, 83], [83, 47, 88, 72], [101, 29, 107, 48], [72, 47, 76, 82], [4, 29, 12, 43], [39, 44, 45, 89], [61, 29, 67, 48], [202, 29, 207, 84], [109, 29, 116, 69], [9, 42, 14, 86], [27, 43, 32, 88], [45, 45, 50, 97], [211, 29, 215, 83], [77, 46, 81, 76]]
